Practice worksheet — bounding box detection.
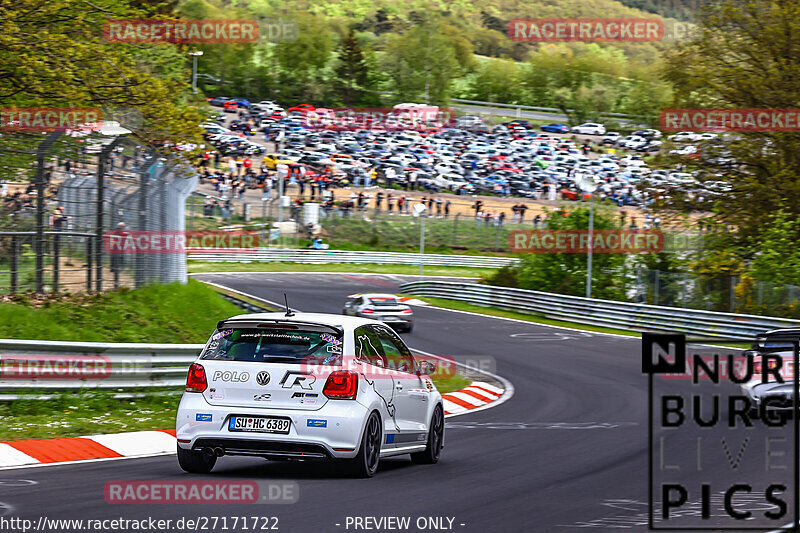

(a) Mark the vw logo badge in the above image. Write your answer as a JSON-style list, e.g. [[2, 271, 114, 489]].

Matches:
[[256, 371, 271, 386]]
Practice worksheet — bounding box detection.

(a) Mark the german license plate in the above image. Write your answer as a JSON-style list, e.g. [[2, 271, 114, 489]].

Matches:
[[228, 416, 291, 434]]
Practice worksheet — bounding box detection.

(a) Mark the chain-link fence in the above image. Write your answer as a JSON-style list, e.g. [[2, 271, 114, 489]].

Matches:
[[633, 268, 800, 318], [0, 131, 197, 294], [321, 210, 529, 253]]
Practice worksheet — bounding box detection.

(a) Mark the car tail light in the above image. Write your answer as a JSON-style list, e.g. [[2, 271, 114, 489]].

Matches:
[[323, 371, 358, 400], [401, 308, 412, 314], [754, 358, 779, 374], [185, 363, 208, 393], [361, 308, 374, 313]]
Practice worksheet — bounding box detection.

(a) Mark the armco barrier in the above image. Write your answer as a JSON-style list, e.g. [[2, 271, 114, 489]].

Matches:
[[399, 280, 800, 340], [188, 248, 518, 269], [0, 339, 203, 395]]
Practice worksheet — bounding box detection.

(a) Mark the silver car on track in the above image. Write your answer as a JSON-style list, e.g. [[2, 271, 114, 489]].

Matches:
[[343, 293, 413, 333], [740, 329, 800, 414]]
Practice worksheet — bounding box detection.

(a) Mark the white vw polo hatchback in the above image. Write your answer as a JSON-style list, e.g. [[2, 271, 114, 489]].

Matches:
[[176, 312, 444, 477]]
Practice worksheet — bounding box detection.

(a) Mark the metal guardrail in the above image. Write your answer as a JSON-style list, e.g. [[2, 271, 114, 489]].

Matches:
[[188, 248, 518, 269], [399, 280, 800, 340], [450, 98, 645, 120], [0, 339, 203, 395]]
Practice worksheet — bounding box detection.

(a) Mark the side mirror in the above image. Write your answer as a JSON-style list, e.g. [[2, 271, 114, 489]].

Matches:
[[418, 361, 436, 376]]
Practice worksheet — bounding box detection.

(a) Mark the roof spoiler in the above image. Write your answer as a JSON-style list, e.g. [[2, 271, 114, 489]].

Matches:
[[216, 318, 343, 337]]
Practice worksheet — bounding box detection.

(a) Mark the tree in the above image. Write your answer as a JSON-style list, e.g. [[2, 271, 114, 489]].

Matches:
[[334, 31, 369, 106], [0, 0, 204, 177], [486, 207, 628, 300], [468, 59, 523, 103], [661, 0, 800, 242], [272, 12, 334, 102], [382, 19, 464, 105]]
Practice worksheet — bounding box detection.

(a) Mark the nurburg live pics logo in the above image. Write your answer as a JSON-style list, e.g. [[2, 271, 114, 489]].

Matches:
[[642, 332, 799, 530]]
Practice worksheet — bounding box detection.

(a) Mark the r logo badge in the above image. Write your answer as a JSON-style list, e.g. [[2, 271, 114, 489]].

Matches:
[[642, 332, 686, 374], [280, 371, 316, 390]]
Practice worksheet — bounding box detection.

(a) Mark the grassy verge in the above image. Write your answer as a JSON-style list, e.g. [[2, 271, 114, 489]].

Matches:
[[432, 374, 471, 394], [0, 391, 179, 440], [0, 280, 244, 342], [188, 261, 495, 278]]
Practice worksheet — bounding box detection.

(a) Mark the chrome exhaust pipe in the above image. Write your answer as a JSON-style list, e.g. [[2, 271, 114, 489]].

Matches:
[[214, 447, 225, 457]]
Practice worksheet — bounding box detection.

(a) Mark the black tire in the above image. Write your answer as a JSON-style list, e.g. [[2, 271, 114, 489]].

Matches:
[[404, 325, 413, 333], [346, 411, 382, 478], [411, 404, 444, 465], [177, 444, 216, 474]]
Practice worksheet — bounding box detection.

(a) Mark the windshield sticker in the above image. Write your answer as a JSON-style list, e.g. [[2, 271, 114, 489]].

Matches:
[[211, 329, 232, 341], [322, 354, 342, 365], [240, 332, 312, 341], [320, 333, 342, 345]]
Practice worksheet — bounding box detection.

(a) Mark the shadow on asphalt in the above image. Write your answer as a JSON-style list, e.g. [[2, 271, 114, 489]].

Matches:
[[165, 456, 418, 480]]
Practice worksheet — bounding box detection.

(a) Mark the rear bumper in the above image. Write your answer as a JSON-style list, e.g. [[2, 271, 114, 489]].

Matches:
[[357, 314, 413, 326], [176, 393, 368, 459], [192, 437, 331, 459]]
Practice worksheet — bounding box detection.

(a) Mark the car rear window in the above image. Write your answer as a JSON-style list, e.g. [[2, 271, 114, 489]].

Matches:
[[201, 328, 343, 364], [368, 297, 399, 306]]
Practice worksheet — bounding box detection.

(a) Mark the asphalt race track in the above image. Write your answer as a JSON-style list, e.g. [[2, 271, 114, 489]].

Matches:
[[0, 272, 793, 532]]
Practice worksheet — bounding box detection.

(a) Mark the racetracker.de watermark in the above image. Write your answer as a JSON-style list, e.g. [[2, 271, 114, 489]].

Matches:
[[104, 480, 298, 504], [660, 108, 800, 133], [509, 229, 663, 253], [508, 18, 664, 42], [0, 108, 103, 131], [103, 20, 259, 43], [295, 355, 495, 380], [301, 107, 456, 132], [0, 355, 112, 379], [104, 231, 261, 255]]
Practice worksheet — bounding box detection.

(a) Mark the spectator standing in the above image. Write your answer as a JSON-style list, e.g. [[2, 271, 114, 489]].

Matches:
[[385, 167, 396, 186], [472, 199, 483, 218], [548, 183, 557, 202], [408, 170, 417, 191], [109, 222, 129, 276]]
